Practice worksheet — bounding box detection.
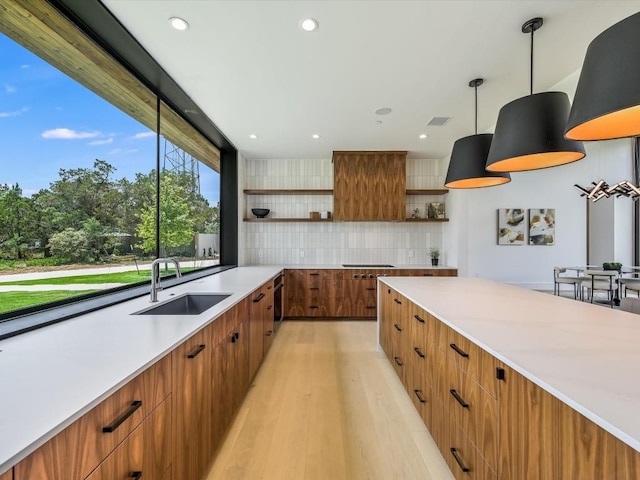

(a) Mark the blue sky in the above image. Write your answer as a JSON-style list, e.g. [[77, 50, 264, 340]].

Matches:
[[0, 33, 219, 204]]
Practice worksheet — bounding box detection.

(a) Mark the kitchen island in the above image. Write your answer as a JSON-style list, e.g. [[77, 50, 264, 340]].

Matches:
[[379, 276, 640, 479]]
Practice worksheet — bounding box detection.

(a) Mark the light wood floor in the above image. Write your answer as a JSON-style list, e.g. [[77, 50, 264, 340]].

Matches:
[[205, 321, 454, 480]]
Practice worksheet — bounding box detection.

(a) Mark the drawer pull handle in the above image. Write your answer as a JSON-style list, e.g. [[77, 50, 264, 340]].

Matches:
[[130, 472, 143, 480], [414, 347, 425, 358], [394, 298, 402, 305], [414, 314, 425, 324], [394, 356, 403, 366], [253, 293, 265, 303], [103, 400, 142, 433], [267, 305, 273, 310], [309, 287, 320, 290], [450, 389, 470, 408], [450, 343, 469, 358], [366, 287, 376, 291], [423, 273, 435, 277], [496, 367, 506, 380], [231, 332, 240, 343], [309, 273, 320, 276], [187, 344, 206, 359], [450, 448, 470, 473], [414, 389, 427, 403], [266, 330, 273, 336], [394, 323, 402, 332], [366, 306, 376, 309], [310, 305, 319, 309]]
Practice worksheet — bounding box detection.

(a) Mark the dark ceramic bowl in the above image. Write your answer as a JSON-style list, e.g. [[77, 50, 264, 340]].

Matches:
[[251, 208, 270, 218]]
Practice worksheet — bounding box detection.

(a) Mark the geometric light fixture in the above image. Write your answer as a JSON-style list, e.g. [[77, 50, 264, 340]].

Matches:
[[444, 79, 511, 188], [485, 18, 586, 172], [565, 12, 640, 141], [575, 180, 640, 202]]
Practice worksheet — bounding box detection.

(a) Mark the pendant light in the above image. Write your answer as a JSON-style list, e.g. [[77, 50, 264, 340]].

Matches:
[[486, 18, 585, 172], [565, 12, 640, 140], [445, 79, 511, 188]]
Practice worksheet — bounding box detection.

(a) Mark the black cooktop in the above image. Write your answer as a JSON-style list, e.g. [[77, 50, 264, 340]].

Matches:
[[342, 264, 395, 268]]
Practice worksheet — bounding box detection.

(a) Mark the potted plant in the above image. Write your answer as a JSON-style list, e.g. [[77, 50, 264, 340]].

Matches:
[[430, 247, 440, 266], [602, 261, 623, 272]]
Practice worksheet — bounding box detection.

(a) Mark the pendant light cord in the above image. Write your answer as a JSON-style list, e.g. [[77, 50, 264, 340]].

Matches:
[[530, 28, 534, 95], [474, 83, 478, 135]]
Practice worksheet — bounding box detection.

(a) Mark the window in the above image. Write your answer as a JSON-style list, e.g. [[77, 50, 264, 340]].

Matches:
[[0, 2, 226, 324]]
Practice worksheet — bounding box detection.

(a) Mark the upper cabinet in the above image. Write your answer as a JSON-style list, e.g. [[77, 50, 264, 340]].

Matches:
[[333, 151, 406, 221]]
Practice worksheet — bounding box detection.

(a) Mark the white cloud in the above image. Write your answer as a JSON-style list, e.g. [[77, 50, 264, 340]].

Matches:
[[109, 148, 138, 155], [131, 131, 155, 139], [20, 64, 30, 69], [4, 84, 16, 94], [0, 106, 29, 118], [41, 128, 100, 139], [88, 137, 114, 146]]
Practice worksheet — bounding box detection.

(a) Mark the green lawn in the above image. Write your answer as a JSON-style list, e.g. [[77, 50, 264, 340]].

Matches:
[[0, 290, 98, 313], [0, 268, 193, 286]]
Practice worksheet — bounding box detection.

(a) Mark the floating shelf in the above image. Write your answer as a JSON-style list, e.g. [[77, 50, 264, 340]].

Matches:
[[244, 189, 333, 195], [405, 218, 450, 222], [243, 218, 333, 222], [405, 189, 449, 195]]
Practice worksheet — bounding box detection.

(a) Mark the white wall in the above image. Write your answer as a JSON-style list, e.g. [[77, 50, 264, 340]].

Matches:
[[239, 158, 447, 266], [450, 70, 634, 289]]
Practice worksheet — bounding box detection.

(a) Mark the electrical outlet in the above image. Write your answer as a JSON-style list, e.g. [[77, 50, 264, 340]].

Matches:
[[300, 249, 305, 258], [408, 250, 414, 258]]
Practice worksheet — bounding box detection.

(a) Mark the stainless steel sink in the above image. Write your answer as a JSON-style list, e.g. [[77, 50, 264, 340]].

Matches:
[[133, 293, 231, 315]]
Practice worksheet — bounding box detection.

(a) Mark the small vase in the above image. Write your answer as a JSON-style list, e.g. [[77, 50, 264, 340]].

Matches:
[[431, 258, 439, 266]]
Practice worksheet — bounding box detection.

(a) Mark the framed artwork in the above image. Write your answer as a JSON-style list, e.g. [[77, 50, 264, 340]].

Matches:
[[427, 202, 445, 219], [529, 208, 555, 245], [497, 208, 525, 245]]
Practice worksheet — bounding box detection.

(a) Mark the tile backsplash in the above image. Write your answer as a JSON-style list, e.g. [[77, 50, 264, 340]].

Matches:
[[241, 157, 446, 265]]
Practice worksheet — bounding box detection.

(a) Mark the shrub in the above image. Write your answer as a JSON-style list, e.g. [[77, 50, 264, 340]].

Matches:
[[48, 228, 92, 263]]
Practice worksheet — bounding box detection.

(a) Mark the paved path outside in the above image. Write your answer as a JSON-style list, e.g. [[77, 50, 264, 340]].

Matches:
[[0, 283, 127, 292], [0, 260, 219, 283]]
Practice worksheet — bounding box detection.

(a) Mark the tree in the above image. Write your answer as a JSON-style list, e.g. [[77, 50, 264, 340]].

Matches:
[[136, 172, 197, 255], [0, 184, 33, 258]]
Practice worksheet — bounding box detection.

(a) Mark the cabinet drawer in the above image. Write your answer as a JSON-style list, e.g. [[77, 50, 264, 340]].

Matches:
[[447, 328, 499, 398], [446, 364, 498, 473], [448, 420, 497, 480], [15, 355, 170, 480], [84, 418, 144, 480], [0, 470, 12, 480]]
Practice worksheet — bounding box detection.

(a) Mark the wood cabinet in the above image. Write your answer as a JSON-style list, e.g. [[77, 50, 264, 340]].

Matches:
[[15, 355, 171, 480], [249, 279, 275, 380], [0, 469, 12, 480], [380, 289, 640, 480], [333, 150, 406, 221], [286, 268, 457, 319]]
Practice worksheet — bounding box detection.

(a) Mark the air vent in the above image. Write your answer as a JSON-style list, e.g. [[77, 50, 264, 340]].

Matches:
[[427, 116, 452, 126]]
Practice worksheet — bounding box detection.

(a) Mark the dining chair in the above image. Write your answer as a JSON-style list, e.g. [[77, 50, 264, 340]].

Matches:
[[553, 267, 582, 299], [618, 270, 640, 298], [581, 270, 618, 307]]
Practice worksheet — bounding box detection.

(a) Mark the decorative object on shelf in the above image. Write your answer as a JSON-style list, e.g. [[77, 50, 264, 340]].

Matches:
[[309, 211, 320, 219], [429, 247, 440, 266], [566, 12, 640, 140], [528, 208, 555, 246], [427, 202, 445, 219], [497, 208, 525, 245], [251, 208, 270, 218], [575, 179, 640, 202], [486, 17, 585, 172], [603, 262, 623, 272], [410, 208, 421, 219], [444, 78, 510, 188], [320, 211, 331, 219]]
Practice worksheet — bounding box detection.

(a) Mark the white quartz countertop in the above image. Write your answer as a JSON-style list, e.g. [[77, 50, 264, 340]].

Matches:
[[380, 276, 640, 453], [278, 264, 455, 269], [0, 265, 283, 475]]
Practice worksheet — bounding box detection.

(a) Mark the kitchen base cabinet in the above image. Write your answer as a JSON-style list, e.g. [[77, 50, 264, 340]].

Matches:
[[0, 470, 12, 480], [380, 287, 640, 480]]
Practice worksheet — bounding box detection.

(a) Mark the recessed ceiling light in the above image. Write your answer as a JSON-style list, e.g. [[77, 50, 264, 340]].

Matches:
[[375, 107, 392, 115], [300, 18, 318, 32], [169, 17, 189, 31], [312, 134, 320, 139], [419, 134, 428, 139], [249, 134, 257, 139]]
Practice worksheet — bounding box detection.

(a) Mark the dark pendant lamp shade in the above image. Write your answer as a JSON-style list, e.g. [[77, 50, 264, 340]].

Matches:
[[445, 134, 510, 188], [486, 17, 585, 173], [445, 78, 511, 189], [565, 12, 640, 141], [486, 91, 585, 172]]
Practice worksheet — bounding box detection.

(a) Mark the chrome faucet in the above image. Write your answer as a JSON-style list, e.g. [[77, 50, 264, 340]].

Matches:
[[150, 257, 182, 302]]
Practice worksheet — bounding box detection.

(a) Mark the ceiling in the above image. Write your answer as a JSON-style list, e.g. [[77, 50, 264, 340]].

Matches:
[[101, 1, 640, 161]]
